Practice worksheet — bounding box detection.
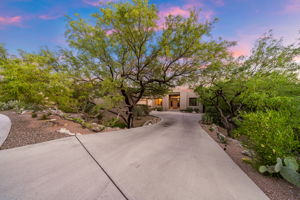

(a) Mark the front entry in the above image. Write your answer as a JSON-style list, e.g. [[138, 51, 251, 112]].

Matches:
[[169, 95, 180, 110]]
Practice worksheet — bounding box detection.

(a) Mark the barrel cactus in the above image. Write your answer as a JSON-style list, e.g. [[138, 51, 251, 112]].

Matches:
[[259, 157, 300, 188]]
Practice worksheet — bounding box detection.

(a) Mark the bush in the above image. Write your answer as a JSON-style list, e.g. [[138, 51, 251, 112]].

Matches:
[[133, 104, 150, 117], [234, 110, 300, 166], [104, 118, 127, 128], [155, 107, 163, 111], [31, 112, 38, 118], [186, 107, 194, 113], [39, 114, 50, 120], [194, 108, 200, 113], [202, 113, 213, 124], [0, 100, 27, 112]]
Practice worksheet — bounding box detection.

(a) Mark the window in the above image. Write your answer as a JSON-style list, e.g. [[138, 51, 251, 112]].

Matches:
[[189, 98, 197, 106], [155, 98, 163, 106]]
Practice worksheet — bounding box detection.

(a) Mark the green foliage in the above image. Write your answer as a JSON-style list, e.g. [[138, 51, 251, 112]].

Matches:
[[104, 118, 127, 128], [0, 100, 25, 111], [155, 106, 163, 111], [217, 132, 228, 144], [133, 104, 150, 117], [0, 49, 74, 111], [196, 31, 300, 133], [186, 107, 194, 113], [259, 157, 300, 188], [201, 113, 213, 125], [64, 0, 231, 128], [39, 114, 50, 120], [234, 110, 300, 166], [31, 112, 38, 118]]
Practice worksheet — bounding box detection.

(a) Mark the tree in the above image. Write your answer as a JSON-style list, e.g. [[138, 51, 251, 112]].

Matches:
[[64, 0, 231, 128], [196, 31, 300, 134], [0, 48, 74, 111]]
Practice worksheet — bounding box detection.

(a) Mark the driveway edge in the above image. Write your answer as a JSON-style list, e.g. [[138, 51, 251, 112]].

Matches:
[[0, 114, 12, 147]]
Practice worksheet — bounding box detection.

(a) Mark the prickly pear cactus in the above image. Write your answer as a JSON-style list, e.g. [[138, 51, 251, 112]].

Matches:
[[259, 157, 300, 188], [284, 157, 299, 171], [280, 166, 300, 188], [275, 158, 283, 172]]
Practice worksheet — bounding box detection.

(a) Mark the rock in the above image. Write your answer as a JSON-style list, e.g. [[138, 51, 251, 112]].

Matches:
[[241, 149, 254, 157], [49, 109, 65, 117], [143, 120, 153, 126], [21, 110, 27, 115], [211, 124, 218, 130], [90, 123, 105, 132], [217, 132, 227, 144], [104, 127, 121, 132], [57, 128, 75, 136]]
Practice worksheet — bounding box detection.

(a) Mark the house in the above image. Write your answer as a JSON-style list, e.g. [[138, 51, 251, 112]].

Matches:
[[138, 86, 203, 112]]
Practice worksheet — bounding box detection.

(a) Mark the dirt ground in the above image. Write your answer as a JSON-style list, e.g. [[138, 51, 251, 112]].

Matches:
[[201, 123, 300, 200], [0, 111, 159, 150]]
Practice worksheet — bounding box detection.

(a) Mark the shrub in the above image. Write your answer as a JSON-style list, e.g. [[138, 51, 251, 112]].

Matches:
[[194, 108, 200, 113], [104, 118, 127, 128], [133, 104, 150, 117], [39, 114, 50, 120], [155, 107, 163, 111], [31, 112, 38, 118], [0, 100, 23, 111], [186, 107, 194, 113], [234, 110, 300, 166], [202, 113, 213, 125]]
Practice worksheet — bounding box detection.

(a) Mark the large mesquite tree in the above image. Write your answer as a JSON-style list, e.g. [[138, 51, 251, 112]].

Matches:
[[196, 31, 300, 134], [64, 0, 230, 128]]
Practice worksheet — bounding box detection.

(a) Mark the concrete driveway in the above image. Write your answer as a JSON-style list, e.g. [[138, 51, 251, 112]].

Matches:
[[0, 114, 11, 146], [0, 112, 269, 200]]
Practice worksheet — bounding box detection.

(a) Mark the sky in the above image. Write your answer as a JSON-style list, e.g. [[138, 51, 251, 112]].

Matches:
[[0, 0, 299, 56]]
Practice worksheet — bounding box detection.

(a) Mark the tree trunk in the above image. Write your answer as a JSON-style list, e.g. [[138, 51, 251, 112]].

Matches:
[[216, 105, 235, 137], [126, 106, 134, 128]]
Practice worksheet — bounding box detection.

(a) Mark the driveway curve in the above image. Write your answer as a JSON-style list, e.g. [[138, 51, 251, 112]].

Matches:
[[77, 111, 268, 200], [0, 114, 12, 147], [0, 112, 268, 200]]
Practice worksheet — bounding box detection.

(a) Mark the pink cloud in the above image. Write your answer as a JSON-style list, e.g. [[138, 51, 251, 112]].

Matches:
[[159, 6, 190, 18], [39, 15, 62, 20], [281, 0, 300, 14], [0, 16, 22, 26], [83, 0, 113, 6], [157, 1, 214, 30]]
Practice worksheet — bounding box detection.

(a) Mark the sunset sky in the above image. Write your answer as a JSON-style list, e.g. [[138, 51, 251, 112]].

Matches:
[[0, 0, 299, 56]]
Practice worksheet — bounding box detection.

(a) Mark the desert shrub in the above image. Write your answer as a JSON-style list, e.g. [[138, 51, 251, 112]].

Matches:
[[133, 104, 150, 117], [193, 108, 200, 113], [31, 112, 38, 118], [234, 110, 300, 166], [155, 107, 163, 111], [202, 113, 213, 125], [0, 51, 74, 111], [39, 114, 50, 120], [0, 100, 28, 112], [186, 107, 194, 113], [104, 118, 127, 128]]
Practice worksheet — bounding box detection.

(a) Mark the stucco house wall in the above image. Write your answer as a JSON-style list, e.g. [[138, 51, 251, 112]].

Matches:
[[139, 86, 203, 112]]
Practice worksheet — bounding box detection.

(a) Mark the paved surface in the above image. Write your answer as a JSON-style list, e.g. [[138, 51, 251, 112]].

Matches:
[[0, 114, 11, 147], [0, 112, 269, 200]]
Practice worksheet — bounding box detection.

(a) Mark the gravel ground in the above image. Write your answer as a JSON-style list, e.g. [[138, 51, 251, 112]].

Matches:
[[0, 111, 94, 150], [0, 111, 159, 150], [201, 124, 300, 200]]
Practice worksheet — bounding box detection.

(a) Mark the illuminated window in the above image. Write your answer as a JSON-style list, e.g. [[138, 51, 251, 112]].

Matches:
[[189, 98, 197, 106], [155, 98, 163, 106]]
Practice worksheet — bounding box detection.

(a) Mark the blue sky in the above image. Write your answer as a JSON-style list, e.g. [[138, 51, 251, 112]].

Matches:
[[0, 0, 299, 56]]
